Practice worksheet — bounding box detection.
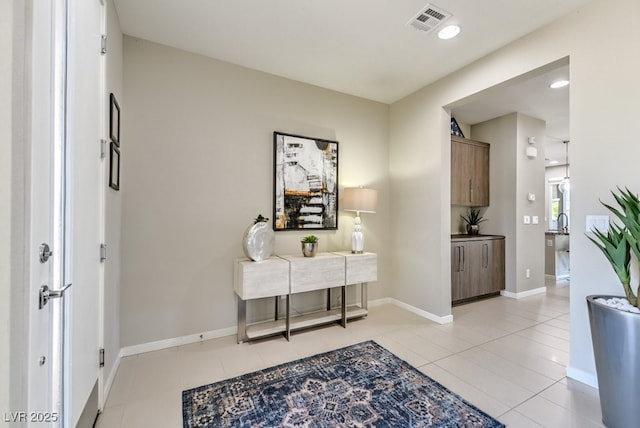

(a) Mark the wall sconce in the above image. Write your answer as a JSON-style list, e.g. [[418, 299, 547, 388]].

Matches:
[[342, 187, 377, 253]]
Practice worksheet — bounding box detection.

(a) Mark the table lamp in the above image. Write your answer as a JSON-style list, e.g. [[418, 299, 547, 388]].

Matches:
[[342, 187, 377, 253]]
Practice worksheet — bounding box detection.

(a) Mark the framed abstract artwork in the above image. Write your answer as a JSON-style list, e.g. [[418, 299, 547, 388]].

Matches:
[[110, 93, 120, 146], [109, 142, 120, 191], [273, 132, 338, 230]]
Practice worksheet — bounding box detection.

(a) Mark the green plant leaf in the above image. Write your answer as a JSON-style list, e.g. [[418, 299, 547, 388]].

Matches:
[[460, 208, 487, 225], [587, 223, 631, 287], [590, 186, 640, 307]]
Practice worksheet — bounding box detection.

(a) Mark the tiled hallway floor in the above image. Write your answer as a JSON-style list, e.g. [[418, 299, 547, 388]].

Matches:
[[97, 282, 603, 427]]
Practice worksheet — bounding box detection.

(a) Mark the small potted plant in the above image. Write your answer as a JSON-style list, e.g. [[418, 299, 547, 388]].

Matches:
[[586, 187, 640, 428], [460, 208, 486, 235], [301, 235, 319, 257]]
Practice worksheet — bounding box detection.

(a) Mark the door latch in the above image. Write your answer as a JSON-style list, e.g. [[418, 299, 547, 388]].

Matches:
[[39, 243, 53, 263], [39, 283, 72, 309]]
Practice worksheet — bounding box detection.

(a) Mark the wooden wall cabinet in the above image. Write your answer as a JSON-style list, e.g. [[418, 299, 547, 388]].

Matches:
[[451, 136, 490, 206], [451, 235, 504, 304]]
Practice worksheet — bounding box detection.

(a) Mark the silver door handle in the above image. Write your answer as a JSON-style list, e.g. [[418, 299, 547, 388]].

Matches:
[[39, 283, 72, 309]]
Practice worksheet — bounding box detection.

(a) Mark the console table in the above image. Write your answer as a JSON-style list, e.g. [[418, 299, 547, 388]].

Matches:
[[234, 251, 377, 343]]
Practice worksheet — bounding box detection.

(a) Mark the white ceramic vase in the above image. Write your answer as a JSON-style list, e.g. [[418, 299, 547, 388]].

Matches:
[[242, 221, 275, 262]]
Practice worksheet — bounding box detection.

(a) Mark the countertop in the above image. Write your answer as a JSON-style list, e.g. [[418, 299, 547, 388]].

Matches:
[[545, 230, 570, 235], [451, 234, 505, 242]]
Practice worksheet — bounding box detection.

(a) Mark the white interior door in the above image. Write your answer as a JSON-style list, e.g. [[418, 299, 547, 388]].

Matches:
[[26, 1, 104, 426], [65, 0, 104, 425]]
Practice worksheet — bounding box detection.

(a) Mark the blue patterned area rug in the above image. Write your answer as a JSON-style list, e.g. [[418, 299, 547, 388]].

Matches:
[[182, 340, 505, 427]]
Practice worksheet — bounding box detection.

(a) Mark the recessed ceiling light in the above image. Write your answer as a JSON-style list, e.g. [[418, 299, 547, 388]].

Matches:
[[548, 160, 559, 165], [550, 80, 570, 89], [438, 24, 461, 40]]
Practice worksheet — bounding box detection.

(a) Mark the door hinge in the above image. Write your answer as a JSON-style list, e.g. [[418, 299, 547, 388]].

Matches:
[[100, 244, 107, 262], [101, 35, 107, 55], [99, 348, 105, 368], [100, 139, 107, 158]]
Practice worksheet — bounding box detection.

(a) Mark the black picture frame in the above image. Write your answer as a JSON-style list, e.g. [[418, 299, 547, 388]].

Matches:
[[273, 132, 338, 231], [451, 117, 465, 138], [109, 142, 120, 191], [110, 93, 120, 146]]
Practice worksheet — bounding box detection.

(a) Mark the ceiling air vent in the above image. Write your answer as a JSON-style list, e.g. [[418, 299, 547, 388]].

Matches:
[[407, 3, 452, 33]]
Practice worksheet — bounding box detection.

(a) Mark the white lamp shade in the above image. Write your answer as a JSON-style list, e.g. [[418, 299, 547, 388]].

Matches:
[[342, 188, 377, 213]]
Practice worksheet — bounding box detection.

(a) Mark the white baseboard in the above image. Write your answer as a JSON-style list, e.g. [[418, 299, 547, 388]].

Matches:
[[118, 298, 452, 358], [566, 365, 599, 389], [121, 326, 237, 357], [101, 350, 122, 408], [501, 286, 547, 299], [368, 297, 392, 307], [388, 298, 453, 324], [545, 274, 570, 282]]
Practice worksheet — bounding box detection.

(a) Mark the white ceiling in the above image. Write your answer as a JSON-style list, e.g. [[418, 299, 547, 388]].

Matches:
[[451, 63, 571, 166], [113, 0, 588, 164]]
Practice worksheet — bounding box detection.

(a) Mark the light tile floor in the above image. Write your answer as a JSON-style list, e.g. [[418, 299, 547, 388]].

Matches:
[[97, 280, 604, 427]]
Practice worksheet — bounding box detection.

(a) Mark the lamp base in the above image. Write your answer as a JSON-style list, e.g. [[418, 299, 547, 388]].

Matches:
[[351, 215, 364, 254]]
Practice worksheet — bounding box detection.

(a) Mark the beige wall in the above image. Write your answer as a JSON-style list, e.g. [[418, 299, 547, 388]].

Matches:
[[1, 0, 12, 415], [472, 114, 518, 292], [514, 114, 546, 293], [567, 0, 640, 385], [472, 113, 546, 294], [390, 0, 640, 385], [389, 92, 452, 316], [103, 0, 123, 396], [120, 37, 391, 347]]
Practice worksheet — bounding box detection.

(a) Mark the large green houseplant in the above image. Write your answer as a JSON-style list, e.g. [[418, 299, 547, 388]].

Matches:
[[586, 187, 640, 428], [587, 187, 640, 308]]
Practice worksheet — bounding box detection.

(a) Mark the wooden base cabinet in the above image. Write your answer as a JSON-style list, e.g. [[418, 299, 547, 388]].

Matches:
[[451, 235, 504, 304]]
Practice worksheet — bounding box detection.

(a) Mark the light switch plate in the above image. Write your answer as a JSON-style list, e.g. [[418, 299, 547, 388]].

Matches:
[[532, 216, 539, 225], [586, 215, 609, 233], [524, 215, 531, 225]]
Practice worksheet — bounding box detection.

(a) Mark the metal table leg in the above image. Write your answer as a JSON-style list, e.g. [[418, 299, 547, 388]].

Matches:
[[341, 286, 347, 327], [361, 282, 368, 310], [285, 294, 291, 341], [237, 297, 247, 343]]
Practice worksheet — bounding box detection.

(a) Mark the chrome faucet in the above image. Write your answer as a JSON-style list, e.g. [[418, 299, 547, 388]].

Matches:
[[557, 213, 569, 233]]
